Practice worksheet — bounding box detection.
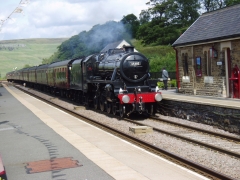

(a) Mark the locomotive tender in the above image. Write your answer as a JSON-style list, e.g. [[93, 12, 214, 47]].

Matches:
[[6, 46, 162, 117]]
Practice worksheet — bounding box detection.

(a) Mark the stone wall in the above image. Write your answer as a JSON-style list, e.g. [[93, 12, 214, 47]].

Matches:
[[158, 100, 240, 134], [232, 40, 240, 66]]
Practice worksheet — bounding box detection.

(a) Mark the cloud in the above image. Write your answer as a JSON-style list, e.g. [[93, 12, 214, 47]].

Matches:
[[0, 0, 148, 40], [27, 1, 87, 28]]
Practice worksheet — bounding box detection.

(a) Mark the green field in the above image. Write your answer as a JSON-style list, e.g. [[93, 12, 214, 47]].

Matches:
[[0, 38, 68, 79]]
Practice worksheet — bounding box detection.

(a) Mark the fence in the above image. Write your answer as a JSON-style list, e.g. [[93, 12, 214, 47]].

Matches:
[[149, 72, 176, 80]]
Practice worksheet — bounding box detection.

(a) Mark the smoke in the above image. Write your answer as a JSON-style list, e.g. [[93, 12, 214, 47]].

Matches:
[[78, 20, 131, 53]]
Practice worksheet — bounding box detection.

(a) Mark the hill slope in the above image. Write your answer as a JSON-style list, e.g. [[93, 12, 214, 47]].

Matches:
[[0, 38, 68, 79], [131, 39, 175, 72]]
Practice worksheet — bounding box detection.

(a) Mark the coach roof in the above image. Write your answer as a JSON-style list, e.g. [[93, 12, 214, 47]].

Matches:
[[172, 4, 240, 47], [48, 59, 75, 68]]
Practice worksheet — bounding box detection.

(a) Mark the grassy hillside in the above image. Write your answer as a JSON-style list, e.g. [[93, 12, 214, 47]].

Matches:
[[0, 38, 68, 79], [131, 39, 174, 55], [131, 39, 175, 72]]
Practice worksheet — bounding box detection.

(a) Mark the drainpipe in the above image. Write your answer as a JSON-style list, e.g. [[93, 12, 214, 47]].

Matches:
[[173, 47, 180, 91]]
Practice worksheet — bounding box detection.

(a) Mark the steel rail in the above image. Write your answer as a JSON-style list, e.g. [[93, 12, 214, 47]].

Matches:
[[151, 116, 240, 142], [125, 118, 240, 159]]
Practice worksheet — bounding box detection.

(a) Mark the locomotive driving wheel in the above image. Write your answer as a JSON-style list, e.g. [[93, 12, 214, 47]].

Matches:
[[60, 90, 65, 97], [84, 94, 93, 108], [112, 103, 117, 115], [149, 104, 156, 116], [100, 95, 105, 112], [119, 104, 125, 118], [94, 97, 99, 110], [106, 102, 111, 114]]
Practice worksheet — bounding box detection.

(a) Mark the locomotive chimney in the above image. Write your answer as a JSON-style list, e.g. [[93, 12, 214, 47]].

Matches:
[[123, 46, 134, 53]]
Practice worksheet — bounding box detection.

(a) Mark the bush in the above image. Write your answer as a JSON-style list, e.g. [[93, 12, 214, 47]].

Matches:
[[157, 79, 177, 89], [170, 79, 177, 87], [157, 81, 164, 88]]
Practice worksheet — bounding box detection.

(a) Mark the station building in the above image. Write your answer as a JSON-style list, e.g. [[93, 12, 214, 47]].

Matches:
[[100, 39, 138, 52], [172, 4, 240, 98]]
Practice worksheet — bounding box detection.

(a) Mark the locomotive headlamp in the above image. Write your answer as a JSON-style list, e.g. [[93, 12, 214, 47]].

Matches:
[[122, 95, 130, 103], [155, 93, 162, 102]]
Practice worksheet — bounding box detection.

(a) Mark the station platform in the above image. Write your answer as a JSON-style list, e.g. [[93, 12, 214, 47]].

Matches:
[[0, 85, 208, 180], [159, 89, 240, 110]]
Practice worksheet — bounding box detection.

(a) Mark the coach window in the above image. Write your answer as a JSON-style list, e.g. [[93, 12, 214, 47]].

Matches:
[[182, 53, 189, 76]]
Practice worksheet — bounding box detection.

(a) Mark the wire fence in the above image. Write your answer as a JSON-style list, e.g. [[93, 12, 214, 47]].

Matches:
[[149, 72, 176, 80]]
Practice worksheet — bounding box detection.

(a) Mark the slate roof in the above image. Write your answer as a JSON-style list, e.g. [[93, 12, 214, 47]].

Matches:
[[101, 41, 123, 52], [172, 4, 240, 47], [100, 40, 134, 52]]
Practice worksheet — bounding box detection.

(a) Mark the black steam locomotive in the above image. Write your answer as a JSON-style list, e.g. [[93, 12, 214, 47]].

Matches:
[[6, 46, 162, 117]]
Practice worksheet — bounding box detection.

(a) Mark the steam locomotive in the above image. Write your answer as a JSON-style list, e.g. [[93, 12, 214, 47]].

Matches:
[[6, 46, 162, 117]]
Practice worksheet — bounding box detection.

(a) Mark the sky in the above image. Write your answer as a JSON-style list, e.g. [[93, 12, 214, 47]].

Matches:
[[0, 0, 148, 41]]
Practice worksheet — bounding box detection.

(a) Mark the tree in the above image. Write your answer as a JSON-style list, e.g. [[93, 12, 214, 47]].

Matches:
[[173, 0, 200, 26], [23, 64, 32, 68], [121, 14, 140, 38], [42, 51, 60, 64], [139, 10, 151, 24], [201, 0, 240, 12], [136, 0, 200, 46], [149, 51, 176, 72], [225, 0, 240, 6]]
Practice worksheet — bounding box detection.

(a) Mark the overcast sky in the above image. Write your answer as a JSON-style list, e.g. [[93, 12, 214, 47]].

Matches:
[[0, 0, 148, 41]]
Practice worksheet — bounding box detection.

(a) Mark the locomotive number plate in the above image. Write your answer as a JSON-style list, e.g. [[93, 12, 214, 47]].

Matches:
[[129, 62, 141, 66]]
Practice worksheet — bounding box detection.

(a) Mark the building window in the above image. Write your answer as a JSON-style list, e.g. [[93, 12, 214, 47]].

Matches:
[[204, 51, 212, 76], [182, 53, 189, 76]]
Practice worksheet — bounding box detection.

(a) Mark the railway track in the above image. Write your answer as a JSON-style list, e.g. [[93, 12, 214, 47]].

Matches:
[[124, 117, 240, 159], [10, 83, 238, 180]]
